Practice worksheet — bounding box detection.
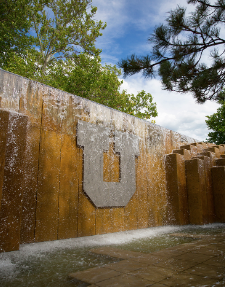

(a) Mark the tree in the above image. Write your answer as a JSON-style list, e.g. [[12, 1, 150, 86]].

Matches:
[[1, 0, 106, 73], [0, 0, 34, 66], [35, 53, 158, 119], [2, 1, 158, 120], [119, 0, 225, 103], [29, 0, 106, 74], [206, 99, 225, 144], [5, 52, 158, 119], [119, 90, 158, 119], [5, 51, 158, 119], [3, 48, 41, 80]]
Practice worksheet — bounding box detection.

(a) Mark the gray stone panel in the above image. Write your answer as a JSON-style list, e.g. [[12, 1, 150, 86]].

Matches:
[[77, 120, 139, 207]]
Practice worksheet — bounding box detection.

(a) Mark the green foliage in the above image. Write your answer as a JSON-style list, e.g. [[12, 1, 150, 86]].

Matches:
[[4, 52, 158, 119], [3, 49, 41, 80], [1, 0, 106, 73], [0, 0, 34, 66], [42, 54, 124, 107], [36, 54, 158, 119], [206, 101, 225, 144], [30, 0, 106, 73], [119, 90, 158, 120], [119, 0, 225, 103], [2, 1, 158, 120]]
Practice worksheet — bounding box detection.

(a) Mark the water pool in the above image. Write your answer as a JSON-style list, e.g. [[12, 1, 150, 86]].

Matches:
[[1, 223, 224, 286]]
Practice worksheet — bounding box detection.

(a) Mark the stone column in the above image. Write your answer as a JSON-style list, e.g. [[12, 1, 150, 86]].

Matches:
[[0, 110, 27, 252]]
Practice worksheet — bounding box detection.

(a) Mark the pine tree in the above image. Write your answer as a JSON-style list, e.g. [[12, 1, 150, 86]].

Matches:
[[119, 0, 225, 103]]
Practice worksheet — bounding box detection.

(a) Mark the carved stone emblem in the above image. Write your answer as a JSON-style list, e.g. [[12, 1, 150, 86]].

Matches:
[[77, 120, 139, 207]]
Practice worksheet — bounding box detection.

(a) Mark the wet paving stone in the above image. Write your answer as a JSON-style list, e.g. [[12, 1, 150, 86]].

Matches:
[[68, 267, 122, 284], [159, 272, 220, 286], [128, 265, 175, 282], [184, 263, 225, 279], [69, 232, 225, 286], [96, 273, 154, 287], [104, 259, 149, 273]]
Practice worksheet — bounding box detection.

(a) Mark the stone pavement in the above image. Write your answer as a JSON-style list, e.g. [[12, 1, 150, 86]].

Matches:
[[68, 232, 225, 286]]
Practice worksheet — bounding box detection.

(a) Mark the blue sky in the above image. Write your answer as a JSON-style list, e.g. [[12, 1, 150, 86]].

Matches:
[[91, 0, 220, 141]]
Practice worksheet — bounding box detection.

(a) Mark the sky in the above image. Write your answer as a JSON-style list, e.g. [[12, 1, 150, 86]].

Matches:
[[91, 0, 220, 141]]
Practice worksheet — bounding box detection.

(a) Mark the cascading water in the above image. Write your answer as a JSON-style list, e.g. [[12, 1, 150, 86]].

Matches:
[[0, 224, 224, 287]]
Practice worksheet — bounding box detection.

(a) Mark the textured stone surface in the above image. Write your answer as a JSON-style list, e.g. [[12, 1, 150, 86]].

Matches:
[[69, 232, 225, 287], [212, 166, 225, 222], [0, 110, 28, 252], [165, 153, 188, 225], [185, 158, 206, 224], [0, 110, 9, 207], [77, 120, 139, 207], [0, 69, 200, 251]]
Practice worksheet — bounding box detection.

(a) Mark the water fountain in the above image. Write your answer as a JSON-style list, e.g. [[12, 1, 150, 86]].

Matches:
[[0, 69, 225, 285]]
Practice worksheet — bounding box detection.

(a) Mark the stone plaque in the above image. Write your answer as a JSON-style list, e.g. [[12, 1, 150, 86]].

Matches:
[[77, 120, 139, 207]]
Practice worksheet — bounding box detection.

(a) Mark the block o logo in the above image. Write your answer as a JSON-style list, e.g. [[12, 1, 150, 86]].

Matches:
[[77, 120, 139, 207]]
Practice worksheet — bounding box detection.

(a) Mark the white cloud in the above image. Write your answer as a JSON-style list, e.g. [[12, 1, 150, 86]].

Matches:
[[120, 74, 219, 141], [91, 0, 221, 141], [92, 0, 128, 38], [93, 0, 192, 39]]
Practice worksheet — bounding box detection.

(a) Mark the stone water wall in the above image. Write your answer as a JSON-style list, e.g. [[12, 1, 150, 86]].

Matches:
[[0, 69, 223, 253], [165, 144, 225, 225]]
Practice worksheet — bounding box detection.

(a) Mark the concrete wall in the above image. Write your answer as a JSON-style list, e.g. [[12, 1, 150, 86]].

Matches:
[[0, 69, 222, 252]]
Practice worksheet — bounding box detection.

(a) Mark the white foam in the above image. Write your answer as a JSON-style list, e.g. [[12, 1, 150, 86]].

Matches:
[[0, 223, 224, 271], [18, 225, 181, 255], [0, 258, 17, 278]]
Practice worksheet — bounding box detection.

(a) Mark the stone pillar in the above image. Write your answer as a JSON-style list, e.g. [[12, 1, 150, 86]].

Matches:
[[192, 155, 215, 223], [191, 142, 207, 153], [0, 110, 28, 252], [165, 153, 188, 225], [215, 158, 225, 166], [212, 166, 225, 222], [180, 144, 198, 157], [185, 158, 207, 224], [172, 148, 191, 160], [0, 110, 9, 206], [206, 146, 221, 158]]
